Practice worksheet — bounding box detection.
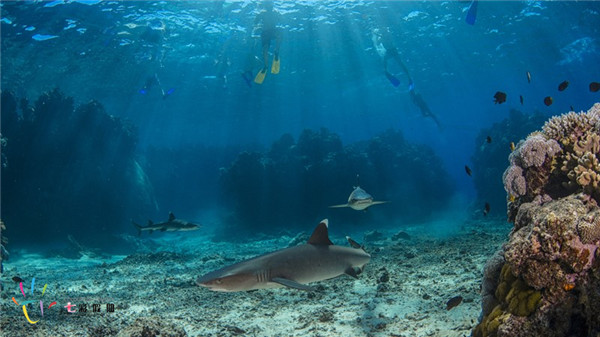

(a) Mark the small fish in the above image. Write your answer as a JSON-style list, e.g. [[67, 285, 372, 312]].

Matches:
[[446, 295, 463, 310], [508, 194, 516, 202], [510, 142, 515, 152], [526, 71, 531, 83], [570, 105, 574, 111], [563, 283, 575, 291], [590, 82, 600, 92], [465, 165, 472, 177], [12, 276, 24, 283], [483, 202, 490, 216], [486, 136, 492, 143], [519, 95, 524, 105], [558, 80, 569, 91], [544, 96, 553, 106], [493, 91, 506, 104]]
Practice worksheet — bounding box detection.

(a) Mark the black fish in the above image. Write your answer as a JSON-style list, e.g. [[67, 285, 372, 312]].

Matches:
[[465, 165, 472, 177], [486, 136, 492, 143], [570, 106, 574, 112], [493, 91, 506, 104], [526, 71, 531, 83], [544, 96, 553, 106], [12, 276, 24, 283], [590, 82, 600, 92], [519, 95, 524, 105], [446, 296, 463, 310], [558, 80, 569, 91], [483, 202, 490, 216]]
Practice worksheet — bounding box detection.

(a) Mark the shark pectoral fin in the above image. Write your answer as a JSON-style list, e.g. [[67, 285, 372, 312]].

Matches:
[[345, 267, 360, 279], [329, 204, 349, 208], [272, 277, 315, 291], [371, 201, 388, 205], [345, 236, 362, 249]]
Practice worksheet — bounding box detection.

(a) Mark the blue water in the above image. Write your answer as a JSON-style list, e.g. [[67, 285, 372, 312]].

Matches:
[[1, 1, 599, 247]]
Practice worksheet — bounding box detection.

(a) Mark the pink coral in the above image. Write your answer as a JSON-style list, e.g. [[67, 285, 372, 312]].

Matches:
[[502, 165, 527, 197], [510, 133, 562, 168]]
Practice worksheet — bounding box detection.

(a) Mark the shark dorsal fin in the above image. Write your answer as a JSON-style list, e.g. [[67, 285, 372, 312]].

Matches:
[[168, 212, 175, 221], [308, 219, 333, 245]]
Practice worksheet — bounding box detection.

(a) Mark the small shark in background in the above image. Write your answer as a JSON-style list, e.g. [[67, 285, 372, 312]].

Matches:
[[196, 219, 370, 292], [132, 212, 200, 235], [329, 186, 387, 211]]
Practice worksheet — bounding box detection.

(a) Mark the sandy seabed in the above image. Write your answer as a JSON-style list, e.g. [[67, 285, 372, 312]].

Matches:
[[0, 217, 509, 337]]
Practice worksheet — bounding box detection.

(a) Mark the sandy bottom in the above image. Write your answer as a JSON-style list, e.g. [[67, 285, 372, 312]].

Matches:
[[0, 217, 509, 337]]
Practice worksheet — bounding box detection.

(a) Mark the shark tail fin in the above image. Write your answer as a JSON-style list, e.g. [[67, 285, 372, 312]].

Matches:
[[132, 220, 142, 236]]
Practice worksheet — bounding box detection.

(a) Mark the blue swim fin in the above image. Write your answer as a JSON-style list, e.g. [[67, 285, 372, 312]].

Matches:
[[385, 71, 400, 87], [466, 0, 478, 25]]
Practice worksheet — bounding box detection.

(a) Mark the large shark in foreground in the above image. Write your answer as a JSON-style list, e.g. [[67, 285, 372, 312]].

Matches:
[[132, 212, 200, 235], [329, 186, 387, 211], [196, 219, 370, 292]]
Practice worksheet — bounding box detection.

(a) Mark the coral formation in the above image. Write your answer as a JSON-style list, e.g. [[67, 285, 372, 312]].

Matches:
[[475, 104, 600, 337], [218, 128, 454, 237], [0, 89, 155, 248], [472, 108, 548, 216], [503, 103, 600, 222]]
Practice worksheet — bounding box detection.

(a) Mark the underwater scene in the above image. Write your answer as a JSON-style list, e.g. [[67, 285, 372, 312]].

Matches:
[[1, 0, 600, 336]]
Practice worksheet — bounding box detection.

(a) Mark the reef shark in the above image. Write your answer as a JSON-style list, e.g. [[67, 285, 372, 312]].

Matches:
[[196, 219, 370, 292], [329, 186, 387, 211], [132, 212, 200, 235]]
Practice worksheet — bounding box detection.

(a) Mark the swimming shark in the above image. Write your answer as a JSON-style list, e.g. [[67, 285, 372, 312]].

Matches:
[[132, 212, 200, 235], [329, 186, 387, 211], [196, 219, 370, 292]]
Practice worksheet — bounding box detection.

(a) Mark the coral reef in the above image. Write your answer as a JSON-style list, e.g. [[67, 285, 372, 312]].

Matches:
[[475, 104, 600, 337], [472, 109, 548, 216], [218, 128, 454, 237], [0, 89, 155, 249], [503, 103, 600, 221]]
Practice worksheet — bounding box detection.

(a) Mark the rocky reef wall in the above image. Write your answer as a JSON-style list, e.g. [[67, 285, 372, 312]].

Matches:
[[473, 103, 600, 337], [0, 89, 156, 248], [217, 128, 455, 237]]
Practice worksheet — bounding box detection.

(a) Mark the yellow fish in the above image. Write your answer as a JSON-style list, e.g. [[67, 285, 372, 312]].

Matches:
[[510, 142, 515, 152], [508, 195, 516, 202]]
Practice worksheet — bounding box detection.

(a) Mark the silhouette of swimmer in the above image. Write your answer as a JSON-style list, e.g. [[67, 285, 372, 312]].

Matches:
[[409, 90, 441, 129]]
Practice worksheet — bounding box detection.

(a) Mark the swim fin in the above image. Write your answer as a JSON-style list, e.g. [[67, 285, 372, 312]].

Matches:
[[271, 56, 280, 74], [254, 67, 267, 84], [466, 0, 478, 25], [385, 71, 400, 87]]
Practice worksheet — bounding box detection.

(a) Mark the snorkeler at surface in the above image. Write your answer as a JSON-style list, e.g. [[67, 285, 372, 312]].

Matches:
[[372, 27, 413, 90], [253, 1, 282, 84]]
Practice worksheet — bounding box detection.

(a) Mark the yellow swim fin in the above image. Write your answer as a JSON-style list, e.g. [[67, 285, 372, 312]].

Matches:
[[254, 67, 267, 84], [271, 56, 280, 74]]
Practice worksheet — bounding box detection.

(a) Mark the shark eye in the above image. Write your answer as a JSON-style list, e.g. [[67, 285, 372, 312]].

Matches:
[[216, 279, 222, 284]]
